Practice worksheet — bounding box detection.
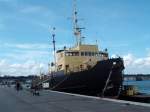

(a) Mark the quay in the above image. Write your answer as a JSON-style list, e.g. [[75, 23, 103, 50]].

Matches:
[[0, 86, 150, 112]]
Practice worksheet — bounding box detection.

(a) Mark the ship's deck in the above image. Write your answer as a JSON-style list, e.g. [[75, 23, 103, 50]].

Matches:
[[0, 85, 150, 112]]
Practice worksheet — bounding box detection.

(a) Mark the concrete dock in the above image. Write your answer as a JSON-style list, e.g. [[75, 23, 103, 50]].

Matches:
[[0, 86, 150, 112]]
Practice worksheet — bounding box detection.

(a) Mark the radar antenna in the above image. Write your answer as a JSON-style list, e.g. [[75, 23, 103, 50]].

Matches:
[[73, 0, 85, 46]]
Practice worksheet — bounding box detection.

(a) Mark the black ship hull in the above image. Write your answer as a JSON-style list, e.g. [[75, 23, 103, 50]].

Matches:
[[49, 58, 124, 96]]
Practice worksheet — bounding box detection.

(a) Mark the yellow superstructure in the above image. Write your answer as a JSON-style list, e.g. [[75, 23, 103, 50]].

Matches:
[[56, 44, 108, 74]]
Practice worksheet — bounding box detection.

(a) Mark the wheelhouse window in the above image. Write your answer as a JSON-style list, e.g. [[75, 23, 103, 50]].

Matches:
[[64, 51, 107, 57], [85, 52, 88, 56], [81, 51, 100, 57], [72, 52, 79, 56], [88, 52, 91, 56], [65, 52, 79, 56], [81, 52, 84, 56]]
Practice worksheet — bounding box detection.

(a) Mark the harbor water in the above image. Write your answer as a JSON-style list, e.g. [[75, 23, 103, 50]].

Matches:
[[123, 80, 150, 94]]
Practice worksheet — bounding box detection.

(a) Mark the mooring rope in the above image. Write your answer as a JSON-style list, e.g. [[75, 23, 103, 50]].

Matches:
[[101, 65, 114, 97]]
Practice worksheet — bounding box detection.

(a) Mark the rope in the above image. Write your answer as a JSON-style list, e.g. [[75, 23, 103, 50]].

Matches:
[[51, 75, 69, 90], [101, 65, 113, 97]]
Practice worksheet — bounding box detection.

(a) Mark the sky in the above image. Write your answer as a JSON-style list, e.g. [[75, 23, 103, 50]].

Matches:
[[0, 0, 150, 76]]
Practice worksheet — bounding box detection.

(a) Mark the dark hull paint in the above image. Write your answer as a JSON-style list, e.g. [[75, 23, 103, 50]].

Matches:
[[49, 58, 124, 96]]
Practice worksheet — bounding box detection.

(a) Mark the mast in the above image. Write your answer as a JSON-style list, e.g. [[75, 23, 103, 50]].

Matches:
[[51, 27, 57, 71], [73, 0, 84, 46]]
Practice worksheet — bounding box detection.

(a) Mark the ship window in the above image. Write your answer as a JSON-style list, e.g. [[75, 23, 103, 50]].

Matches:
[[99, 52, 102, 56], [65, 52, 69, 56], [92, 52, 95, 56], [85, 52, 88, 56], [65, 52, 79, 56], [73, 52, 79, 56], [58, 65, 62, 70], [84, 52, 94, 56], [88, 52, 91, 56], [95, 52, 98, 56], [65, 52, 71, 56], [81, 52, 84, 56]]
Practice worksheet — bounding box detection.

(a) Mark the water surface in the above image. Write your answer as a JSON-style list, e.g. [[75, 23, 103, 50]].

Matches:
[[123, 80, 150, 94]]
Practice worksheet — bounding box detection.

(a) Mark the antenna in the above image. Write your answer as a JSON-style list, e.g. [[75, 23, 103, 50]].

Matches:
[[48, 63, 51, 73], [73, 0, 85, 46], [96, 40, 98, 45], [51, 27, 57, 71]]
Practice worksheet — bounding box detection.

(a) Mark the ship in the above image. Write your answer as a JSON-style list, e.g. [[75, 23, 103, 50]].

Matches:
[[40, 0, 124, 97]]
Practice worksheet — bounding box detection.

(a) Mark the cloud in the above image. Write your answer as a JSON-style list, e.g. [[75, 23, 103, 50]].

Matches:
[[0, 41, 70, 76], [0, 59, 48, 76], [0, 42, 51, 71], [123, 54, 135, 66], [2, 49, 51, 66], [0, 44, 50, 76], [146, 48, 150, 56], [0, 42, 71, 76], [0, 59, 8, 67], [123, 52, 150, 74]]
